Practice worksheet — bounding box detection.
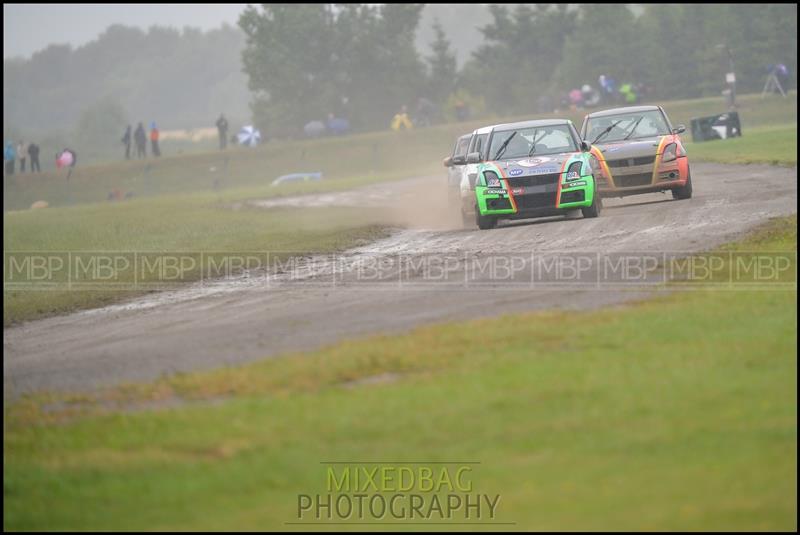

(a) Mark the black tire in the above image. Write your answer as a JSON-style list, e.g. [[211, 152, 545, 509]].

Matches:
[[672, 169, 693, 200], [581, 180, 602, 218], [461, 209, 474, 229], [476, 209, 497, 230]]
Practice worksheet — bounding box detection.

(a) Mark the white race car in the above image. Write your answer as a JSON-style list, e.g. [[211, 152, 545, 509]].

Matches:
[[443, 124, 506, 227]]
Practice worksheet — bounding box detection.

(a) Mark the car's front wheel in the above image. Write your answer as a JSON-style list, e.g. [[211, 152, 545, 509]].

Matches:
[[461, 209, 474, 229], [672, 168, 693, 200], [476, 209, 497, 230], [581, 180, 602, 218]]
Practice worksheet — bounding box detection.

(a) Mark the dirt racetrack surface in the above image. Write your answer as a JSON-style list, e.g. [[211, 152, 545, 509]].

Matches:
[[4, 163, 797, 396]]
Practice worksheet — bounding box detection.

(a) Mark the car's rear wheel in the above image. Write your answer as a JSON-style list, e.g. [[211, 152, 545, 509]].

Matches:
[[581, 180, 602, 218], [672, 168, 693, 200], [476, 209, 497, 230]]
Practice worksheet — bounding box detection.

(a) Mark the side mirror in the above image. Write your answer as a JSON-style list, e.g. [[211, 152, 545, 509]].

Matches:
[[451, 155, 466, 166], [466, 151, 482, 164], [672, 125, 686, 135], [580, 140, 592, 152], [443, 156, 453, 167]]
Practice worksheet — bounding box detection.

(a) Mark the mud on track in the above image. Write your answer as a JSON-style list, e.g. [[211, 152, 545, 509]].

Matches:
[[4, 163, 797, 396]]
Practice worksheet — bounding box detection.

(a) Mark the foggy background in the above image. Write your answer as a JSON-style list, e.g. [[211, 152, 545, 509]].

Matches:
[[3, 4, 797, 164]]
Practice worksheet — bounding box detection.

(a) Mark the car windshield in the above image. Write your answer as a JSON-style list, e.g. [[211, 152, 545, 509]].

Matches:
[[584, 110, 670, 143], [488, 124, 577, 161]]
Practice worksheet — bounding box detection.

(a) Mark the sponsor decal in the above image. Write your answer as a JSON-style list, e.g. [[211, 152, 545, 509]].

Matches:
[[508, 168, 524, 177], [566, 171, 580, 180], [485, 188, 506, 195], [513, 166, 560, 175], [511, 188, 525, 195], [564, 181, 587, 188], [516, 157, 552, 167]]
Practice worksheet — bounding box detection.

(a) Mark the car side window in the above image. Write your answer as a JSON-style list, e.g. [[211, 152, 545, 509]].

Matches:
[[474, 134, 488, 158], [454, 137, 470, 158]]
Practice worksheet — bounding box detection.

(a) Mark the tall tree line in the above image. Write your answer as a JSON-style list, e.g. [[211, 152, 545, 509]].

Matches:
[[240, 3, 796, 137], [4, 4, 796, 147], [3, 23, 250, 138]]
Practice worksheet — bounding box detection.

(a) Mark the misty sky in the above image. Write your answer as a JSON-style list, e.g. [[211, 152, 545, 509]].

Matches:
[[3, 3, 248, 59]]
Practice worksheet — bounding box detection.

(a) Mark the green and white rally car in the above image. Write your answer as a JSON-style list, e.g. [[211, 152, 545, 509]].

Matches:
[[466, 119, 602, 230]]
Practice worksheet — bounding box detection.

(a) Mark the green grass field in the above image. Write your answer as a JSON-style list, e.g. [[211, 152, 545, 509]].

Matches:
[[684, 124, 797, 166], [4, 216, 796, 531]]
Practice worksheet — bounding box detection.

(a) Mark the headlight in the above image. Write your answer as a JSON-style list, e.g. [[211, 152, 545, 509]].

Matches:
[[484, 171, 502, 188], [565, 161, 583, 180], [662, 143, 678, 162]]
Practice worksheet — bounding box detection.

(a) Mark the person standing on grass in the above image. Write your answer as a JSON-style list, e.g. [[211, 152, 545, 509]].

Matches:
[[216, 113, 229, 150], [122, 124, 132, 160], [5, 141, 16, 176], [17, 141, 27, 173], [134, 122, 147, 158], [150, 122, 161, 157], [27, 142, 40, 173]]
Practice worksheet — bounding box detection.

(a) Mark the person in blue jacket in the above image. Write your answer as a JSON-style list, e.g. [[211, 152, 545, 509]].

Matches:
[[5, 141, 16, 176]]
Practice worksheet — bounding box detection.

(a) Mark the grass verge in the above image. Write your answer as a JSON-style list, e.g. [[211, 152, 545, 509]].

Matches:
[[4, 216, 796, 531], [684, 124, 797, 166], [3, 198, 387, 325]]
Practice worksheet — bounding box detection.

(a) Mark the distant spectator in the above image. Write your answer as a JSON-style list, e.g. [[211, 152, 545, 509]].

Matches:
[[454, 99, 469, 122], [776, 64, 790, 85], [58, 148, 77, 180], [134, 122, 147, 158], [598, 74, 617, 105], [63, 148, 77, 168], [391, 105, 413, 131], [568, 88, 584, 109], [150, 122, 161, 157], [17, 141, 26, 173], [771, 63, 790, 92], [581, 84, 600, 107], [326, 113, 350, 136], [216, 114, 229, 150], [27, 142, 40, 173], [619, 83, 638, 104], [122, 124, 132, 160], [4, 141, 15, 176]]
